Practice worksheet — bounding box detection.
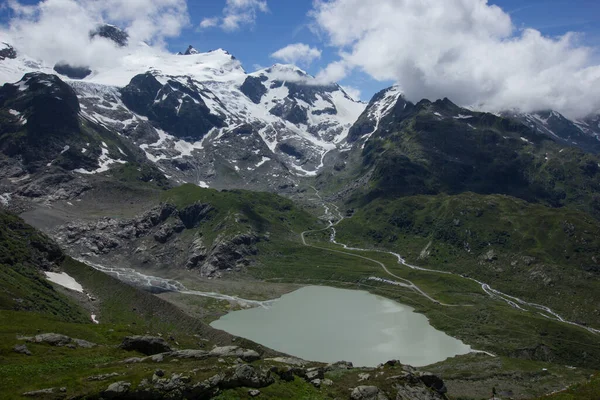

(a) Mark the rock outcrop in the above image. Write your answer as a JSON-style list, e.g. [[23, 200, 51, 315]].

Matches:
[[120, 336, 173, 355]]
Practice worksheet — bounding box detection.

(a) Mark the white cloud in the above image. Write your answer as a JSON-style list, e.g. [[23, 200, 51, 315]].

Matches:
[[1, 0, 189, 69], [198, 0, 268, 32], [271, 43, 322, 66], [199, 17, 220, 29], [315, 60, 348, 83], [311, 0, 600, 118]]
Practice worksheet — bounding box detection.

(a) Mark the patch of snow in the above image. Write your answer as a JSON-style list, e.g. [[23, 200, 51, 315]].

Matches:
[[0, 193, 11, 207], [8, 109, 20, 116], [360, 86, 402, 148], [91, 314, 99, 324], [82, 148, 87, 153], [520, 137, 532, 144], [256, 156, 271, 167], [60, 145, 70, 154], [74, 146, 126, 174], [9, 174, 29, 183], [454, 114, 473, 119], [198, 181, 209, 188], [433, 112, 443, 117], [44, 272, 84, 293]]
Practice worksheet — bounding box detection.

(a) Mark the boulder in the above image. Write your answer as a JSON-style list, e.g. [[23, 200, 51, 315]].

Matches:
[[396, 385, 443, 400], [249, 389, 261, 397], [222, 364, 274, 389], [34, 333, 72, 346], [419, 374, 447, 394], [73, 338, 97, 348], [120, 336, 172, 355], [13, 344, 32, 356], [209, 346, 261, 362], [351, 386, 388, 400], [170, 349, 209, 359], [103, 381, 131, 398]]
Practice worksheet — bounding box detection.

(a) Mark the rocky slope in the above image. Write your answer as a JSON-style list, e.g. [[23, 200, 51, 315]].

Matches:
[[0, 40, 365, 194]]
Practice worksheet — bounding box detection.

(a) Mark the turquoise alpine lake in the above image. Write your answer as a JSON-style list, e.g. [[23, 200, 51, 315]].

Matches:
[[210, 286, 472, 367]]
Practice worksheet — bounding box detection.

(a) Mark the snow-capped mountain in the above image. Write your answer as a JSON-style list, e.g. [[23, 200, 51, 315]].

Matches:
[[0, 42, 366, 190], [502, 110, 600, 153]]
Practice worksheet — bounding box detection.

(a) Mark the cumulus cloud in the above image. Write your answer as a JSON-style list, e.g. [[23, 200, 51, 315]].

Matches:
[[271, 43, 322, 66], [1, 0, 189, 70], [198, 0, 268, 32], [311, 0, 600, 118]]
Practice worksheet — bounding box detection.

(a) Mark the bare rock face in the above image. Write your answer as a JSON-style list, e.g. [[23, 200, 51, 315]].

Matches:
[[351, 386, 388, 400]]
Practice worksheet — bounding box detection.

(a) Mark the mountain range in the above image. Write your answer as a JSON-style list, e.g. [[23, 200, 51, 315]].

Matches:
[[1, 24, 600, 399]]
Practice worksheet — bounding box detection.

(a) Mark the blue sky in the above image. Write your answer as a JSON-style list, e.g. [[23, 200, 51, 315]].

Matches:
[[175, 0, 600, 100], [1, 0, 599, 111]]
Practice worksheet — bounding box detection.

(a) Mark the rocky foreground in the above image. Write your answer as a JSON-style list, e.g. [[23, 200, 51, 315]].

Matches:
[[16, 334, 447, 400]]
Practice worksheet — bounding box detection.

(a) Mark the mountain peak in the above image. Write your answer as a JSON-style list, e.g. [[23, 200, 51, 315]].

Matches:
[[0, 42, 17, 61], [184, 45, 199, 55], [90, 24, 129, 47]]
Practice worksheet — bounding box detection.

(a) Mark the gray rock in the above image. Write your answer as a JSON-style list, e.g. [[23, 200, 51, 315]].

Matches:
[[396, 385, 443, 400], [22, 388, 56, 397], [122, 357, 147, 364], [322, 378, 334, 386], [120, 336, 172, 355], [104, 381, 131, 398], [222, 364, 274, 389], [209, 346, 261, 362], [249, 389, 261, 397], [73, 338, 97, 348], [326, 360, 353, 370], [171, 349, 209, 359], [418, 374, 447, 394], [33, 333, 72, 346], [311, 379, 322, 388], [351, 386, 388, 400], [13, 344, 32, 356], [305, 367, 324, 381], [87, 373, 121, 381]]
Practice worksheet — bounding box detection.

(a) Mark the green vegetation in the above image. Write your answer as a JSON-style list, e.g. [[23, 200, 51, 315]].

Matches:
[[0, 212, 88, 322], [161, 184, 320, 244], [334, 192, 600, 328], [340, 99, 600, 219], [534, 375, 600, 400]]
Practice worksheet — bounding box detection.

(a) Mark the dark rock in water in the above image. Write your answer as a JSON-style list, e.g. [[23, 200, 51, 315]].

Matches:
[[90, 24, 129, 47], [13, 344, 32, 356], [0, 43, 17, 60], [240, 75, 268, 104], [53, 63, 92, 80], [120, 336, 172, 355]]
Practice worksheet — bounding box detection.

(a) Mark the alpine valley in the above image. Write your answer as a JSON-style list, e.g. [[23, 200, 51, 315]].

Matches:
[[1, 25, 600, 400]]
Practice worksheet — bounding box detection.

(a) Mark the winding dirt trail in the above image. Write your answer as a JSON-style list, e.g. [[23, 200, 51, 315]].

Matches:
[[302, 188, 600, 335]]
